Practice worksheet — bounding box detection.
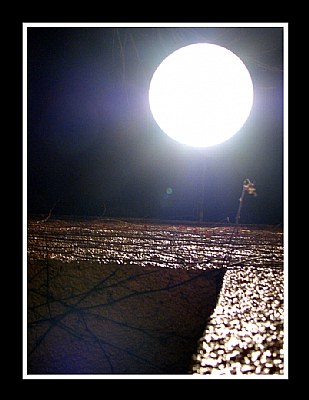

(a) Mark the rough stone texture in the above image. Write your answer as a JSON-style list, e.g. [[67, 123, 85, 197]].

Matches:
[[28, 261, 225, 375]]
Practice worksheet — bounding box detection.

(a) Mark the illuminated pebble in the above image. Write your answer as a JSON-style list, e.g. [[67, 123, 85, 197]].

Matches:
[[251, 351, 261, 362], [241, 365, 253, 373]]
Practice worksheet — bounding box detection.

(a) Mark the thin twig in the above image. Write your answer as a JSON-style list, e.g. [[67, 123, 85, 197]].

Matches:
[[37, 199, 60, 223]]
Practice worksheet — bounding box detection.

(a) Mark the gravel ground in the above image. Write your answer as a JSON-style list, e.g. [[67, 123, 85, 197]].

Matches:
[[192, 266, 284, 375], [26, 217, 285, 377]]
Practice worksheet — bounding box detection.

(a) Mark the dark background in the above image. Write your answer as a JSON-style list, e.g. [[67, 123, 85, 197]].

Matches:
[[27, 25, 284, 224]]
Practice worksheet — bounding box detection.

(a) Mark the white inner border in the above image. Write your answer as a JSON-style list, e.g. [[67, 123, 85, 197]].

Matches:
[[23, 21, 288, 380]]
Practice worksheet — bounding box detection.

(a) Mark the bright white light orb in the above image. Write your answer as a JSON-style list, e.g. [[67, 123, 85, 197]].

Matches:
[[149, 43, 253, 147]]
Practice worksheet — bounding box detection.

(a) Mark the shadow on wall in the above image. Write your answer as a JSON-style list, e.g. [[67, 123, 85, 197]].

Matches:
[[28, 261, 226, 375]]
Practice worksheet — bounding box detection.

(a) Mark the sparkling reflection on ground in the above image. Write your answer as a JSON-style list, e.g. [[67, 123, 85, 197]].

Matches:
[[192, 266, 284, 375], [27, 217, 284, 375]]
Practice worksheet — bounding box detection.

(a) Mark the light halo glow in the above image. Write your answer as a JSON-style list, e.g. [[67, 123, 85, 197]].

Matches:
[[148, 43, 253, 147]]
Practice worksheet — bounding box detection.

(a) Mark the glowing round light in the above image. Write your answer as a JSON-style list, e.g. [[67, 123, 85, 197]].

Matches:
[[149, 43, 253, 147]]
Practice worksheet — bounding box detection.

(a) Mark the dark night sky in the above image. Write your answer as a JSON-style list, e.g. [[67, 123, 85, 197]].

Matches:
[[26, 24, 285, 224]]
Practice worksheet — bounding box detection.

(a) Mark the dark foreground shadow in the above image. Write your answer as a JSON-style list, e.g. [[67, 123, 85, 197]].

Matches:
[[28, 261, 225, 375]]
